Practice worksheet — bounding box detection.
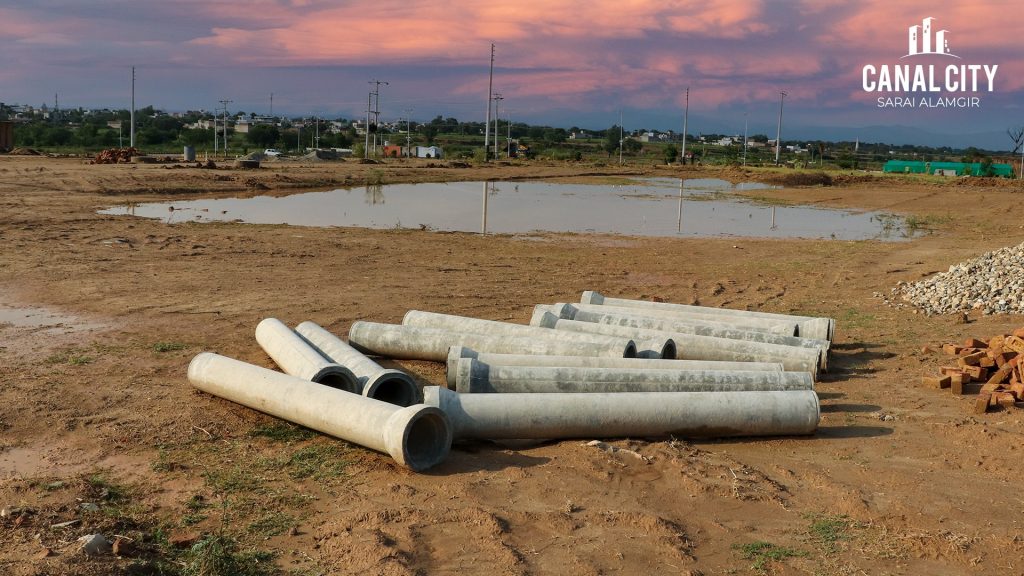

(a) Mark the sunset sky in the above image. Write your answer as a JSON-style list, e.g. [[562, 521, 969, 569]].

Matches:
[[3, 1, 1020, 147]]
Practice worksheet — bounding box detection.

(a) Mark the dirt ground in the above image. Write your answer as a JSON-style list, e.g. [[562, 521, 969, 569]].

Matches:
[[2, 154, 1024, 575]]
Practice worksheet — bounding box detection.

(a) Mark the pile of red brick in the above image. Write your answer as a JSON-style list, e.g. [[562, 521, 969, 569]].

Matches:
[[92, 147, 139, 164], [923, 329, 1024, 413]]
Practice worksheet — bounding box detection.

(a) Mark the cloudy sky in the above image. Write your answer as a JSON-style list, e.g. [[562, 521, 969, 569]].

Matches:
[[3, 1, 1020, 147]]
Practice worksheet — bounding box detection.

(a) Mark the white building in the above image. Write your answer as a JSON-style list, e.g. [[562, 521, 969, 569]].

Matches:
[[415, 146, 444, 159]]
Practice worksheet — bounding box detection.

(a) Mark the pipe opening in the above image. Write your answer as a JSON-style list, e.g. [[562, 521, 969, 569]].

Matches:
[[317, 372, 357, 392], [623, 342, 638, 358], [661, 340, 678, 360], [368, 376, 420, 407], [403, 411, 451, 471]]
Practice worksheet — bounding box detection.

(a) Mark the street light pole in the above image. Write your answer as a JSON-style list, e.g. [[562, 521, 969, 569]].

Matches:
[[484, 43, 494, 160], [775, 91, 786, 166], [493, 93, 503, 159], [219, 99, 232, 158], [619, 109, 623, 165], [743, 112, 748, 167], [130, 66, 136, 148], [680, 87, 688, 164]]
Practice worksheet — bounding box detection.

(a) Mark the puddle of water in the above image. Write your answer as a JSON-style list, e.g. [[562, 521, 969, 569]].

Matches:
[[0, 305, 95, 332], [100, 178, 917, 241]]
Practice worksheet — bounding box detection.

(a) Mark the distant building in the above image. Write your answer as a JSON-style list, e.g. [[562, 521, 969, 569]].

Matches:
[[382, 145, 405, 158], [415, 145, 443, 159], [0, 121, 13, 151]]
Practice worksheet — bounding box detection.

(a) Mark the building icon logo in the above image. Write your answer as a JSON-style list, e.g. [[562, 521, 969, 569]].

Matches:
[[903, 17, 959, 58]]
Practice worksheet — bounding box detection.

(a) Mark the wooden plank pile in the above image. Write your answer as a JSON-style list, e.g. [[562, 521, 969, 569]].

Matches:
[[923, 329, 1024, 413], [92, 147, 139, 164]]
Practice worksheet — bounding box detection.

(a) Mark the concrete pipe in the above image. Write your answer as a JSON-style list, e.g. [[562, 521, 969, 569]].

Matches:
[[348, 322, 636, 362], [188, 353, 451, 471], [255, 318, 360, 393], [537, 314, 822, 378], [582, 290, 834, 342], [402, 310, 674, 359], [454, 358, 814, 394], [543, 302, 800, 337], [445, 346, 784, 390], [535, 306, 830, 363], [295, 321, 420, 407], [424, 386, 820, 440]]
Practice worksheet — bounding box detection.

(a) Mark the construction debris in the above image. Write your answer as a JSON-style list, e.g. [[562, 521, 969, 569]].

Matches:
[[923, 329, 1024, 413], [92, 147, 140, 164], [890, 241, 1024, 315]]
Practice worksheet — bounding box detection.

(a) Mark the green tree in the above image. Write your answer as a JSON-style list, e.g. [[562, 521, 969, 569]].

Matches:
[[664, 144, 679, 164], [604, 125, 621, 157], [246, 124, 280, 149]]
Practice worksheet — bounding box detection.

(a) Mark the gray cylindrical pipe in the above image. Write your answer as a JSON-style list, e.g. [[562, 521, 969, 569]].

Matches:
[[188, 353, 451, 471], [348, 322, 636, 361], [540, 315, 821, 378], [401, 310, 673, 359], [424, 386, 819, 440], [294, 321, 420, 407], [455, 358, 813, 394], [445, 346, 784, 389], [537, 306, 830, 360], [255, 318, 360, 393], [545, 302, 801, 337], [582, 290, 834, 341]]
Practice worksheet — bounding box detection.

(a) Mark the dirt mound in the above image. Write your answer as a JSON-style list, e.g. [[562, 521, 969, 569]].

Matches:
[[9, 147, 41, 155], [760, 171, 833, 187]]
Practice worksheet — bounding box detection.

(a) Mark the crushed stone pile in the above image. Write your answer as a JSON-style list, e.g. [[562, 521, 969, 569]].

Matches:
[[887, 241, 1024, 315]]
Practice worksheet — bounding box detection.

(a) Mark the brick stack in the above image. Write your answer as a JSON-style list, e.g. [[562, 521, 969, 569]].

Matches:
[[92, 147, 139, 164], [923, 329, 1024, 413]]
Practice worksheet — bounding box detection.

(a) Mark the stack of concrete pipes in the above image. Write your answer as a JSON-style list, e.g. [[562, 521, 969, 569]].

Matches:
[[345, 291, 831, 443], [185, 292, 833, 472]]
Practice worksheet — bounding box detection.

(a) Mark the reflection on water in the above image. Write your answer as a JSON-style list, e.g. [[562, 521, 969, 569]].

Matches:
[[99, 178, 919, 241]]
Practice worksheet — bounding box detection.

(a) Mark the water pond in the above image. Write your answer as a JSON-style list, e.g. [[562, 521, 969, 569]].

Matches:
[[100, 178, 916, 240]]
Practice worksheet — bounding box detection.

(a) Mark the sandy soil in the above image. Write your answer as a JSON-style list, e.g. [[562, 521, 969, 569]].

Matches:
[[2, 154, 1024, 575]]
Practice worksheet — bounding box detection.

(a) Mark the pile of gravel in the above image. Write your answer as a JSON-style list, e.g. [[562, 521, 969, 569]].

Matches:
[[887, 241, 1024, 316]]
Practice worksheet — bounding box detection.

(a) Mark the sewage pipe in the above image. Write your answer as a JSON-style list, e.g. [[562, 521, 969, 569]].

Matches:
[[535, 313, 821, 378], [582, 290, 834, 341], [535, 305, 830, 360], [401, 310, 673, 359], [255, 318, 359, 393], [454, 358, 814, 394], [445, 347, 783, 390], [348, 322, 636, 361], [423, 386, 820, 440], [295, 321, 420, 407], [188, 353, 451, 471]]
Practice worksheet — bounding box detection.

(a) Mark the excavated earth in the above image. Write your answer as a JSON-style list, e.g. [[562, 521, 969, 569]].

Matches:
[[2, 155, 1024, 575]]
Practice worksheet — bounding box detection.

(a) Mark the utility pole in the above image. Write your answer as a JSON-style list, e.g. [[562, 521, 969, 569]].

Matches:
[[404, 108, 413, 158], [213, 111, 218, 156], [618, 110, 623, 165], [484, 43, 494, 160], [130, 66, 136, 148], [219, 99, 232, 158], [680, 87, 688, 165], [775, 91, 786, 166], [296, 119, 301, 153], [364, 92, 371, 158], [368, 79, 388, 156], [269, 93, 273, 117], [493, 93, 503, 159], [743, 112, 748, 167], [507, 110, 512, 158]]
